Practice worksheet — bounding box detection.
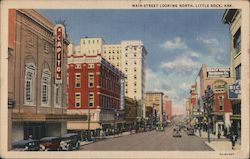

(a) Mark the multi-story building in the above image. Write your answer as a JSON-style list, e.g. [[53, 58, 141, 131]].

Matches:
[[163, 95, 172, 121], [124, 97, 138, 129], [103, 44, 121, 69], [7, 9, 85, 149], [145, 92, 164, 122], [68, 39, 148, 119], [67, 54, 125, 134], [120, 40, 147, 118], [222, 9, 241, 138], [195, 64, 234, 135]]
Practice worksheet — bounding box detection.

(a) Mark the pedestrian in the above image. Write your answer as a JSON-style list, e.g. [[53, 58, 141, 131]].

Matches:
[[217, 131, 221, 139], [224, 127, 228, 137], [28, 134, 33, 140], [231, 133, 237, 150]]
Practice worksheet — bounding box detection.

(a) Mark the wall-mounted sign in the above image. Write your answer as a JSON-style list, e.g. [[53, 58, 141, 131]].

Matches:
[[206, 67, 230, 78], [228, 80, 241, 99], [54, 24, 65, 83]]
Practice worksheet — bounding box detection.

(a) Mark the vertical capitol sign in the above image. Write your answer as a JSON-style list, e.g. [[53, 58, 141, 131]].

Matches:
[[54, 24, 65, 84]]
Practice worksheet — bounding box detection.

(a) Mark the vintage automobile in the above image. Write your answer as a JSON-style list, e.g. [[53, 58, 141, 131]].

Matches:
[[187, 127, 195, 135], [12, 139, 40, 151], [173, 129, 182, 137], [60, 133, 81, 151], [39, 137, 61, 151]]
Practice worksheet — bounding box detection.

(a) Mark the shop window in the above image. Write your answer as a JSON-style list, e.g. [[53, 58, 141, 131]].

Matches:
[[24, 63, 36, 105], [75, 93, 81, 108], [41, 69, 51, 106]]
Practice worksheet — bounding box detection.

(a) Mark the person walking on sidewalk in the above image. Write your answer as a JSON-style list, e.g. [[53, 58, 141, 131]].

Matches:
[[231, 133, 237, 150]]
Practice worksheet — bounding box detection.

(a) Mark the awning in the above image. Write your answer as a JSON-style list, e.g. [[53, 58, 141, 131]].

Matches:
[[230, 115, 241, 120], [12, 113, 87, 122]]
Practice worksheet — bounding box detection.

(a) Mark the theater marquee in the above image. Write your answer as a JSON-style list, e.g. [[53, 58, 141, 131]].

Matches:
[[54, 24, 65, 83]]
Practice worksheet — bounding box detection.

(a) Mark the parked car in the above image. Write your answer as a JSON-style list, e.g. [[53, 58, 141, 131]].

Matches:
[[187, 127, 195, 135], [12, 139, 40, 151], [39, 137, 61, 151], [60, 133, 81, 151], [173, 129, 182, 137]]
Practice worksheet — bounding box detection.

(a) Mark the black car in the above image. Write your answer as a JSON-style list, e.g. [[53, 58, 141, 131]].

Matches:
[[60, 133, 81, 151], [12, 139, 40, 151]]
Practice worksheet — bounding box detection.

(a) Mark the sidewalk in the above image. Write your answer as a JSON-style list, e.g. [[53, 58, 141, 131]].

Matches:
[[80, 131, 132, 146], [194, 131, 241, 151]]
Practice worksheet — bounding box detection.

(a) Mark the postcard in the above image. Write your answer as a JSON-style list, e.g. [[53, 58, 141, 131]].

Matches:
[[0, 0, 249, 158]]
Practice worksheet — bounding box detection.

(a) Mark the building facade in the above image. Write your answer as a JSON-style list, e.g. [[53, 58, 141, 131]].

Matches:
[[145, 92, 164, 123], [222, 9, 241, 138], [7, 9, 84, 149], [67, 54, 125, 133], [163, 95, 173, 121], [68, 39, 148, 119], [124, 97, 138, 129], [195, 64, 234, 135]]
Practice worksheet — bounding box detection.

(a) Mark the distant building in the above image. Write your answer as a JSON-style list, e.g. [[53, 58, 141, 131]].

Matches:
[[124, 97, 138, 129], [67, 54, 125, 134], [222, 9, 241, 137], [145, 92, 164, 122], [163, 95, 172, 120]]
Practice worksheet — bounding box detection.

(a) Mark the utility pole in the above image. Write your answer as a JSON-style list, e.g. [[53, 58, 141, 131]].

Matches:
[[204, 85, 214, 143]]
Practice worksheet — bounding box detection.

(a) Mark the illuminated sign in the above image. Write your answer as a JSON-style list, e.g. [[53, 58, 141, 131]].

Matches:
[[206, 67, 230, 78], [54, 24, 65, 83]]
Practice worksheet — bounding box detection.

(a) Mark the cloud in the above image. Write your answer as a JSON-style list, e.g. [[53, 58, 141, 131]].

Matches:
[[159, 37, 188, 50], [160, 55, 200, 72], [196, 37, 219, 46], [179, 82, 191, 90]]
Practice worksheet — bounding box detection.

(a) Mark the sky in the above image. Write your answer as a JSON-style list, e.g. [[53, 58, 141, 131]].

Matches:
[[38, 9, 230, 115]]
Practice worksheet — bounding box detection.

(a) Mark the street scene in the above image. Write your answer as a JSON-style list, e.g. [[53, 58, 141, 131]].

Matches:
[[5, 7, 243, 154]]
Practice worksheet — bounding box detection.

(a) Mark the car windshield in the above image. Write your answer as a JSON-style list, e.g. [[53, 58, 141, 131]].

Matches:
[[61, 136, 70, 141]]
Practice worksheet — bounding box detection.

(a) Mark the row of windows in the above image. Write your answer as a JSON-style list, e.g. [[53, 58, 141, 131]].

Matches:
[[75, 92, 94, 108], [74, 73, 95, 88], [125, 53, 137, 58], [104, 50, 120, 54], [82, 39, 100, 45], [24, 63, 61, 107]]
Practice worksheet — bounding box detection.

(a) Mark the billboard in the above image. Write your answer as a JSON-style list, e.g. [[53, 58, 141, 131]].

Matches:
[[54, 24, 65, 83], [206, 67, 230, 78], [228, 80, 241, 99]]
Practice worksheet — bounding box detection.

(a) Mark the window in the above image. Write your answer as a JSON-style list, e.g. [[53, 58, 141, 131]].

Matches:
[[88, 93, 94, 107], [75, 93, 81, 108], [134, 53, 136, 57], [41, 69, 51, 106], [24, 63, 36, 105], [234, 28, 241, 54], [75, 73, 81, 88], [134, 75, 137, 79], [88, 64, 94, 69], [125, 53, 128, 57], [235, 64, 241, 80], [125, 61, 128, 65], [134, 61, 137, 65], [125, 68, 128, 72], [88, 73, 94, 87], [219, 96, 224, 111], [82, 40, 85, 45], [134, 67, 137, 72], [44, 42, 49, 53]]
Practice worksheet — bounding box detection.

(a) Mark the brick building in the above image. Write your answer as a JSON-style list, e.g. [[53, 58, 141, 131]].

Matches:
[[163, 95, 172, 121], [67, 54, 125, 134], [7, 9, 85, 149]]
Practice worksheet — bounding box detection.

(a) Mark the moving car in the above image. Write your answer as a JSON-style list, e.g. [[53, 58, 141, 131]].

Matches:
[[187, 127, 195, 135], [173, 129, 182, 137], [40, 137, 61, 151], [12, 139, 40, 151], [60, 133, 81, 151]]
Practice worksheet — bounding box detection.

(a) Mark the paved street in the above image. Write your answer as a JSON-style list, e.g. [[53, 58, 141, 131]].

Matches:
[[80, 126, 213, 151]]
